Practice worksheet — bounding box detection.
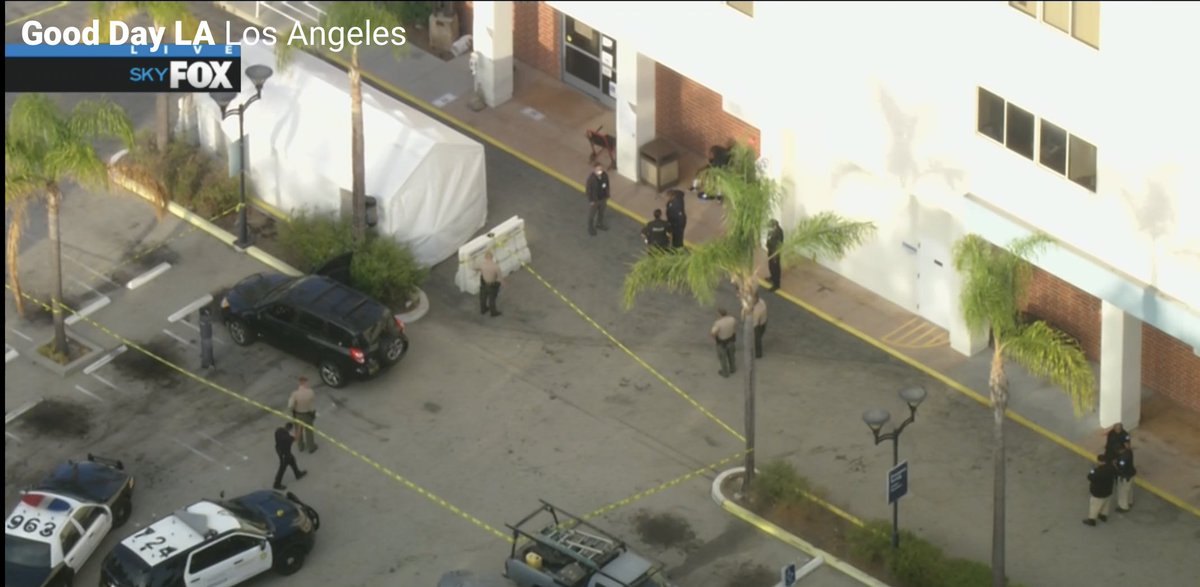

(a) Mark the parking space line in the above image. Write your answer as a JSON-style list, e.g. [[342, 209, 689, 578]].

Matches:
[[10, 328, 33, 342], [5, 399, 43, 424], [63, 254, 122, 288], [522, 264, 745, 442], [91, 374, 123, 393], [162, 328, 197, 349], [74, 385, 105, 402], [174, 320, 228, 345], [173, 439, 232, 471], [7, 287, 514, 542], [5, 344, 17, 364], [168, 294, 214, 323], [84, 345, 127, 375], [72, 277, 103, 297], [127, 262, 172, 290], [5, 431, 20, 444], [198, 432, 250, 462], [65, 295, 111, 326]]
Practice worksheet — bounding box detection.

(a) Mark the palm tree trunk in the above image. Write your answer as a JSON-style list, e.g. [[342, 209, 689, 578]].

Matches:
[[155, 93, 170, 151], [739, 284, 757, 492], [48, 187, 68, 356], [990, 343, 1009, 587], [349, 47, 367, 246], [6, 207, 26, 317]]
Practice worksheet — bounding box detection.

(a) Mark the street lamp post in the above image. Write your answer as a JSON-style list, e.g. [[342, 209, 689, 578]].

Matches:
[[862, 385, 926, 549], [211, 64, 274, 249]]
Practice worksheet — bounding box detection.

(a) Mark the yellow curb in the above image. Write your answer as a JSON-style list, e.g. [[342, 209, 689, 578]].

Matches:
[[245, 246, 302, 277]]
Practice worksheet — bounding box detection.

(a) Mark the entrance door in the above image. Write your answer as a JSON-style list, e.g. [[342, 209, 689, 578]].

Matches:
[[916, 238, 952, 330], [562, 15, 616, 106]]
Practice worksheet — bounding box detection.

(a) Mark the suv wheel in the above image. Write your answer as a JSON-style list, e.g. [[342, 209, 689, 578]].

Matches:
[[112, 495, 132, 527], [383, 334, 409, 364], [227, 319, 254, 346], [274, 545, 307, 576], [319, 361, 347, 388]]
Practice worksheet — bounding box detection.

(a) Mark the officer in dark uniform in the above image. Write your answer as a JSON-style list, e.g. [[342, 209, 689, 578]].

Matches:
[[766, 219, 784, 291], [1103, 422, 1130, 461], [1083, 453, 1116, 526], [273, 422, 307, 490], [666, 189, 687, 249], [586, 164, 611, 236], [1115, 440, 1136, 512], [641, 209, 672, 252]]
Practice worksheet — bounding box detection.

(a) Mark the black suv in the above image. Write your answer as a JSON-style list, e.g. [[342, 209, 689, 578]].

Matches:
[[220, 268, 409, 388]]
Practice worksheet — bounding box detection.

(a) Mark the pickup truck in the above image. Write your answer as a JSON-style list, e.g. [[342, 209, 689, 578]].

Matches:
[[503, 501, 674, 587]]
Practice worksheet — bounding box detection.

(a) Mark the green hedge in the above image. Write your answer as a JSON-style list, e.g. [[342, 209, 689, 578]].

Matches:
[[278, 209, 428, 311], [130, 134, 244, 218]]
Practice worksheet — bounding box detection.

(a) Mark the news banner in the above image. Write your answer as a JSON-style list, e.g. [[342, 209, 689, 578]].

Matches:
[[5, 43, 242, 93]]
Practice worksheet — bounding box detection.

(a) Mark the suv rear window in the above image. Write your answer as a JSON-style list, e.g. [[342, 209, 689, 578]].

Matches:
[[352, 307, 392, 345]]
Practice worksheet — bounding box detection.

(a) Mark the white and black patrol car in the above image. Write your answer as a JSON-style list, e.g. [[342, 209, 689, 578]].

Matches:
[[4, 454, 135, 587], [98, 490, 319, 587]]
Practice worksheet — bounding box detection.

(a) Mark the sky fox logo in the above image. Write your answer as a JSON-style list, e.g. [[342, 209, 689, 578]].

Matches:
[[129, 60, 235, 90]]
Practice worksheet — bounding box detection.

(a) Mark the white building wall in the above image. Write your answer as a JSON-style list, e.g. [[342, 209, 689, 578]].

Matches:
[[549, 1, 1200, 346]]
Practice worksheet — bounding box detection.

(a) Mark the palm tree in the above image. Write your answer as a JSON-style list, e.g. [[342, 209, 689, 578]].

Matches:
[[277, 2, 406, 246], [5, 94, 135, 355], [91, 1, 195, 151], [952, 233, 1096, 587], [622, 143, 877, 491]]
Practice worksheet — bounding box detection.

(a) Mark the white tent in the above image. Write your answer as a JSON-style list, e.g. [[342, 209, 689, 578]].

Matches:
[[193, 42, 487, 266]]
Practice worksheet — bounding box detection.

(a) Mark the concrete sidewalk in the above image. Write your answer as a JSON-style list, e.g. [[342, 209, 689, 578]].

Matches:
[[247, 13, 1200, 514]]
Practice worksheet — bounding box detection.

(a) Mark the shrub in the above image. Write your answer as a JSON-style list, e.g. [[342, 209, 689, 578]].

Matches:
[[941, 558, 993, 586], [750, 460, 810, 508], [129, 135, 244, 218], [277, 209, 428, 312], [848, 520, 893, 567], [385, 1, 436, 26], [887, 531, 946, 587]]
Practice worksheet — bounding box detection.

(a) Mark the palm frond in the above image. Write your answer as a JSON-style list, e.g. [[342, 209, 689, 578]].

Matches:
[[7, 94, 63, 146], [703, 142, 776, 253], [1002, 321, 1096, 415], [69, 99, 136, 148], [622, 241, 737, 309], [953, 234, 1024, 337], [782, 211, 877, 264]]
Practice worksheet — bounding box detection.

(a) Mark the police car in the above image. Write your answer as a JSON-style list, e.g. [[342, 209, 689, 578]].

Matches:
[[98, 490, 319, 587], [4, 454, 135, 587]]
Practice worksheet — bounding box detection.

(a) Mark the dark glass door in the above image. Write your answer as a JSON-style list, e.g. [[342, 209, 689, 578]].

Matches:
[[562, 15, 616, 106]]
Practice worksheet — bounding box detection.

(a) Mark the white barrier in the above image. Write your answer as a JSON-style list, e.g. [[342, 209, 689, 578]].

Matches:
[[455, 216, 531, 295]]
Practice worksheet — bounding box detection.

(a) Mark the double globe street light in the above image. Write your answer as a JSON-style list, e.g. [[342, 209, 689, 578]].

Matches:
[[210, 64, 274, 249], [862, 385, 927, 549]]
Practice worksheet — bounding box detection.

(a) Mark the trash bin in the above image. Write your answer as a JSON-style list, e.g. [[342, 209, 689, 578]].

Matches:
[[639, 138, 679, 192]]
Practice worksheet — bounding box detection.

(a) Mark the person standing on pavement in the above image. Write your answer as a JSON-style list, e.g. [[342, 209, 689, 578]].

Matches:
[[666, 189, 687, 249], [711, 308, 738, 378], [1115, 440, 1137, 512], [586, 163, 611, 236], [1083, 453, 1116, 526], [477, 250, 504, 317], [752, 295, 767, 359], [641, 209, 672, 252], [288, 376, 317, 453], [1102, 422, 1131, 461], [766, 219, 784, 291], [273, 422, 307, 490]]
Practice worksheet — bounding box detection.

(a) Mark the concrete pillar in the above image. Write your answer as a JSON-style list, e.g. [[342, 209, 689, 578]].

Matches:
[[472, 0, 514, 108], [948, 311, 989, 357], [614, 44, 655, 182], [1099, 300, 1142, 428]]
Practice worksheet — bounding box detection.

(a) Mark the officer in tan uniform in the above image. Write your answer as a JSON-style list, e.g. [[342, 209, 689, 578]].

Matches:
[[711, 308, 738, 377], [752, 295, 767, 359], [287, 376, 317, 453], [477, 250, 504, 317]]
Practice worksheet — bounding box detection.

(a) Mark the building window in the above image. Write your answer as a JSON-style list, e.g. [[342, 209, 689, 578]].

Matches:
[[1039, 119, 1068, 174], [976, 88, 1098, 193], [1068, 135, 1098, 191], [1010, 1, 1037, 17], [727, 2, 753, 17], [1005, 102, 1036, 160], [1010, 1, 1099, 49], [978, 88, 1005, 144]]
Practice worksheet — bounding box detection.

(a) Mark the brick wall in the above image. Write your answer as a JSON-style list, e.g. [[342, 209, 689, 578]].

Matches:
[[1023, 265, 1200, 414], [1142, 324, 1200, 412], [513, 1, 559, 78], [456, 1, 473, 35], [1022, 266, 1102, 359], [654, 63, 761, 157]]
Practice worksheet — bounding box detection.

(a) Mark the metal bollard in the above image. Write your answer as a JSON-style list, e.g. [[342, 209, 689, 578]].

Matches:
[[199, 306, 215, 369]]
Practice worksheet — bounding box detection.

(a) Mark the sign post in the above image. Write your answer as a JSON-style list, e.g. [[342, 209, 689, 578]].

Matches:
[[887, 460, 909, 548]]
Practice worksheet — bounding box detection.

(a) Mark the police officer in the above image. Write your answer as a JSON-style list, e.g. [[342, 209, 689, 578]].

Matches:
[[666, 189, 687, 249], [766, 219, 784, 291], [273, 422, 307, 491], [477, 250, 504, 317], [711, 308, 738, 377], [641, 209, 671, 252], [1083, 453, 1116, 526], [752, 295, 767, 359], [1115, 440, 1136, 512], [1102, 422, 1130, 461], [586, 163, 611, 236], [288, 376, 317, 453]]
